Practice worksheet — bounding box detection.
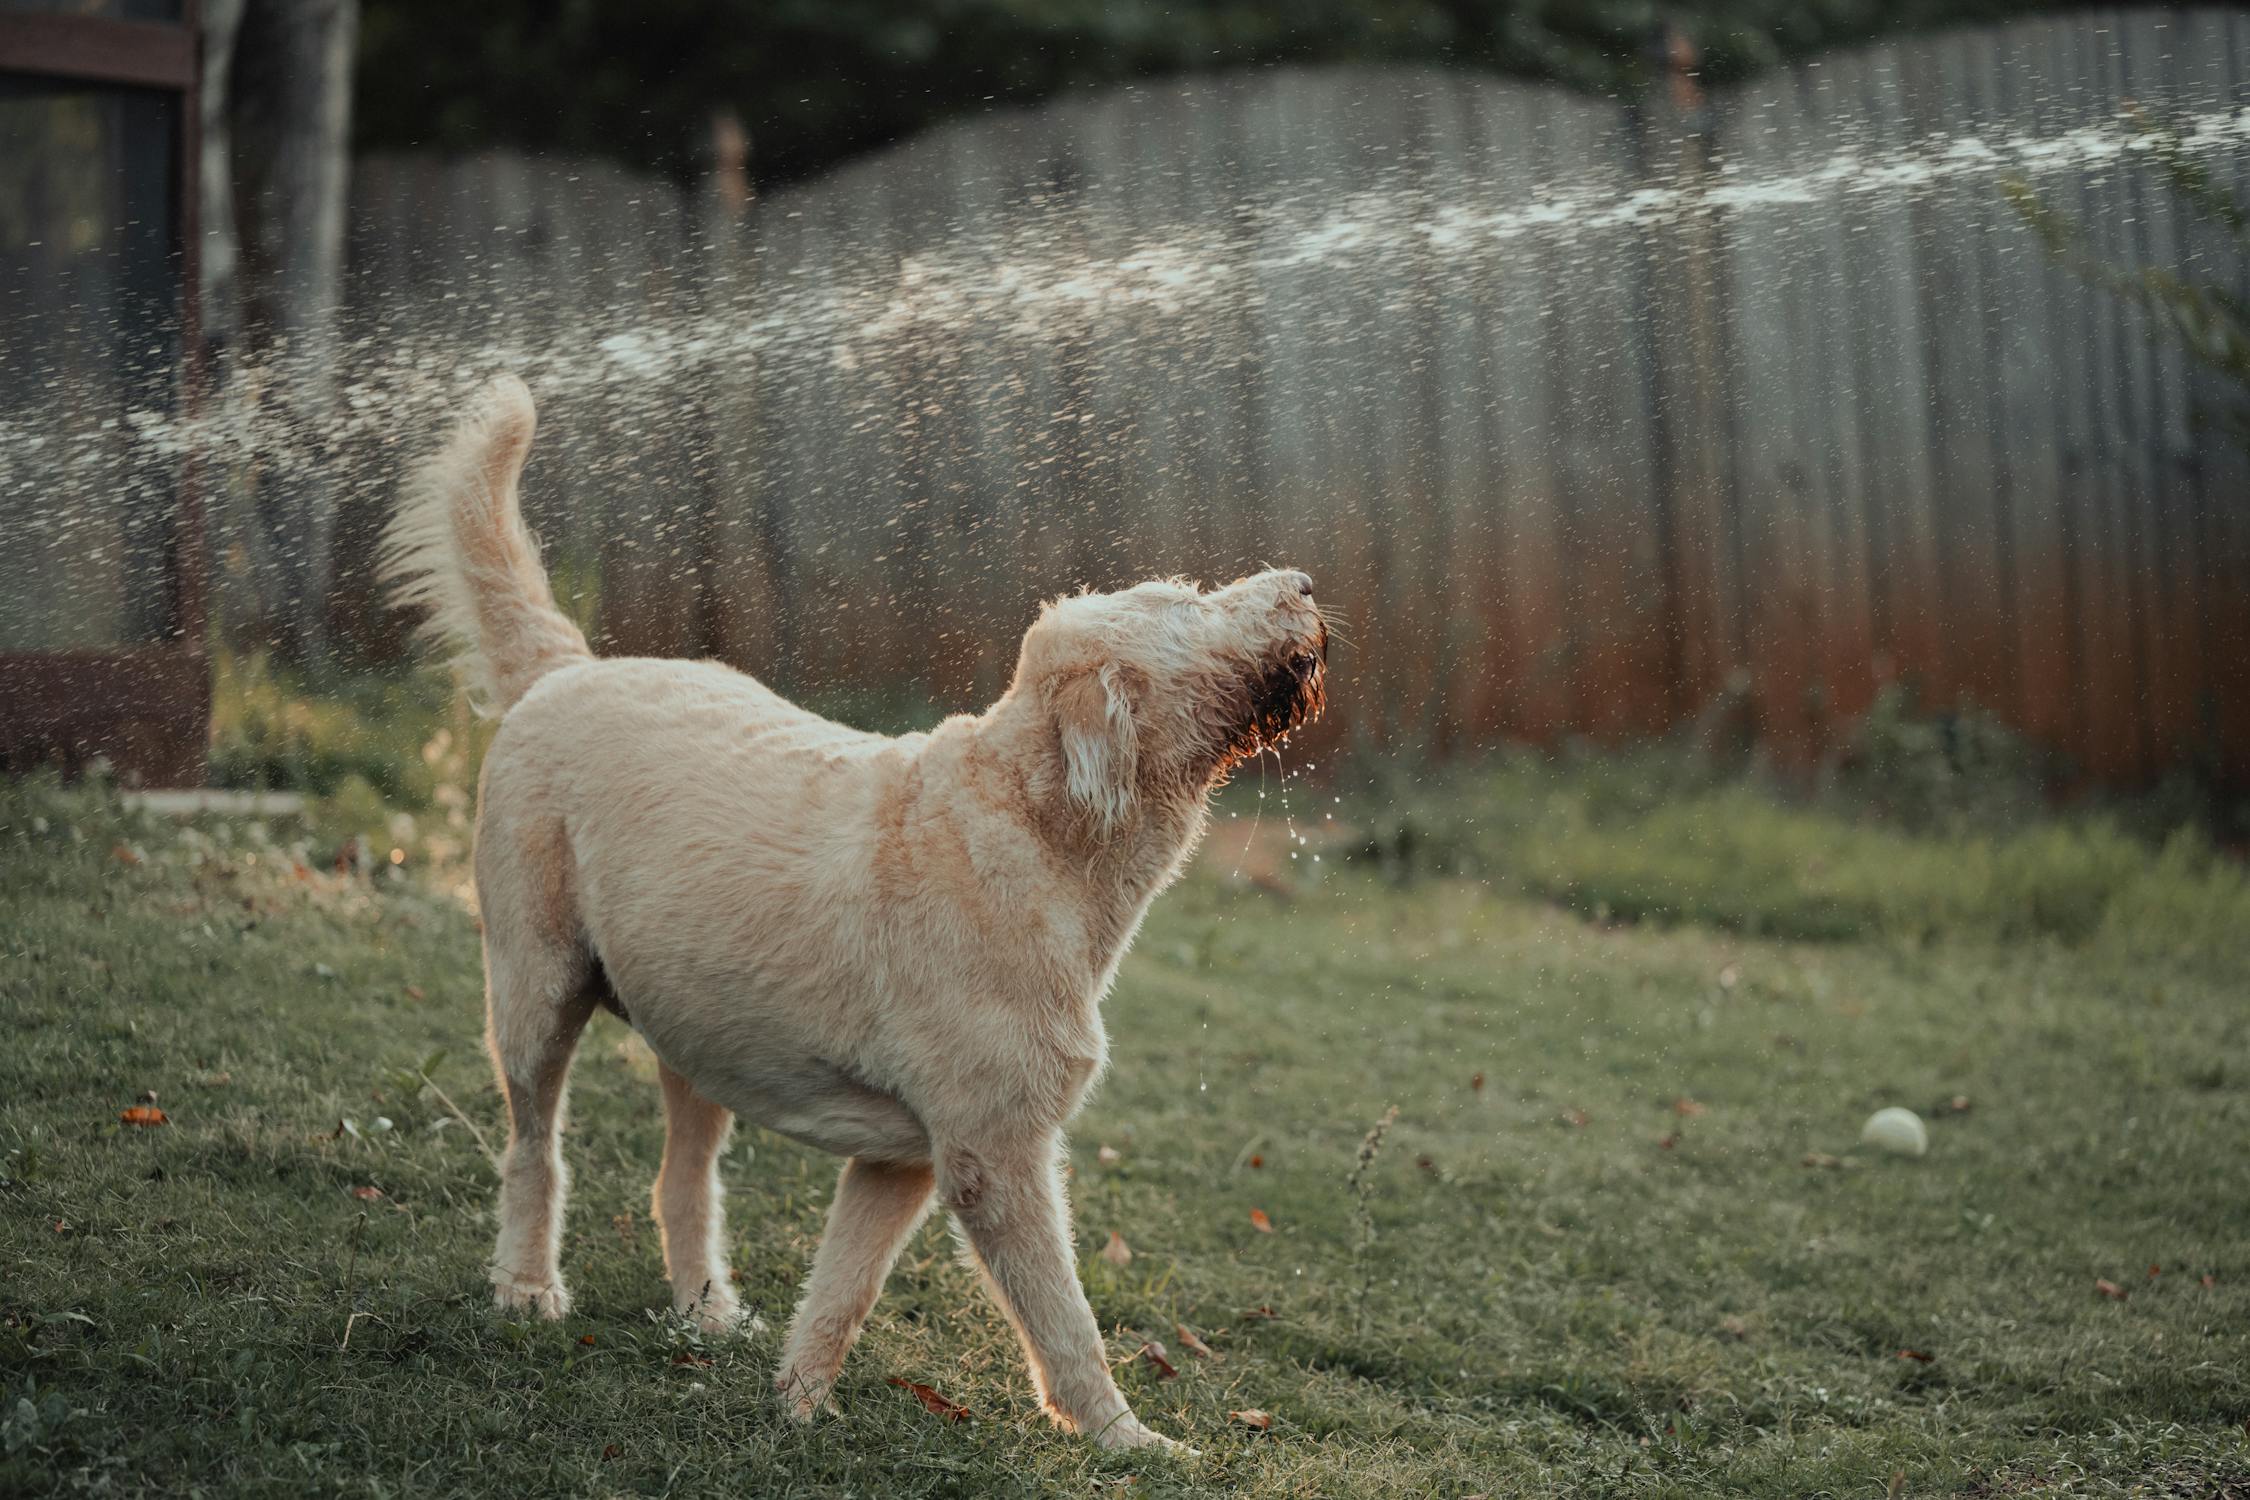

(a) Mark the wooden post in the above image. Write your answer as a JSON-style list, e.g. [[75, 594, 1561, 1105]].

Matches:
[[697, 109, 787, 674], [1639, 25, 1738, 746], [231, 0, 359, 673]]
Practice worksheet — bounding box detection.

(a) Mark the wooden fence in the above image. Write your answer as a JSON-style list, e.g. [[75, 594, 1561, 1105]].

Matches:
[[331, 9, 2250, 786]]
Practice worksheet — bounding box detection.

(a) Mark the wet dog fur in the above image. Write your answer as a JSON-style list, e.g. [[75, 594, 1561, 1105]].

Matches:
[[381, 376, 1327, 1451]]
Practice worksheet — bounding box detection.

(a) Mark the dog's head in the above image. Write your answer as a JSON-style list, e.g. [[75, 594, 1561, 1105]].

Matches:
[[1010, 569, 1328, 839]]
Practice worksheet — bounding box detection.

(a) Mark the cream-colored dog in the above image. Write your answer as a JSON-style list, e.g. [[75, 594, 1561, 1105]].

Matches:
[[382, 377, 1327, 1451]]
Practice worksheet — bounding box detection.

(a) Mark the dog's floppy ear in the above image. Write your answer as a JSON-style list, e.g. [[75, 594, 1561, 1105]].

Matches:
[[1053, 661, 1138, 836]]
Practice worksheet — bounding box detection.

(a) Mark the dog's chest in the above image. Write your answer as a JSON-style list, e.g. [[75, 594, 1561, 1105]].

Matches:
[[1032, 1002, 1111, 1123], [1057, 1040, 1107, 1121]]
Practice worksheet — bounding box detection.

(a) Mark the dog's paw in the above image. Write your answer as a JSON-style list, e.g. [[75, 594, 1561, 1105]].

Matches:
[[775, 1366, 842, 1423], [1092, 1415, 1195, 1455], [675, 1289, 763, 1337], [492, 1273, 571, 1320]]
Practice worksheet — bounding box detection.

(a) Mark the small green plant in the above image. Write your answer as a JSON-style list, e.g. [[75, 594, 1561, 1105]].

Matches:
[[207, 649, 483, 807], [1346, 1104, 1399, 1333], [1, 1380, 73, 1459], [1830, 682, 2054, 833]]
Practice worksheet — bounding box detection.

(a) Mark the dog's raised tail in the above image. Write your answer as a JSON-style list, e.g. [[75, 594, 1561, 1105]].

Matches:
[[380, 375, 592, 716]]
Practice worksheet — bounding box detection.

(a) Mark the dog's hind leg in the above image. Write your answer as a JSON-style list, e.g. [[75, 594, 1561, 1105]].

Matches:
[[480, 825, 596, 1320], [775, 1156, 937, 1419], [653, 1061, 750, 1333]]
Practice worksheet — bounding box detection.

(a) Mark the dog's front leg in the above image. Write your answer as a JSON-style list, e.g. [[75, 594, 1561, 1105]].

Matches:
[[943, 1134, 1187, 1452], [776, 1156, 938, 1420]]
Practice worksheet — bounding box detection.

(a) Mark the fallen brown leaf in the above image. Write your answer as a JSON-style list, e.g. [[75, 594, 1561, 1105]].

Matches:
[[111, 844, 140, 866], [671, 1351, 712, 1367], [1470, 1072, 1485, 1093], [1896, 1348, 1934, 1363], [2202, 1274, 2217, 1289], [405, 985, 427, 1002], [1657, 1132, 1680, 1150], [1230, 1408, 1273, 1431], [1672, 1097, 1707, 1118], [119, 1105, 167, 1127], [349, 1185, 384, 1201], [2147, 1263, 2162, 1279], [601, 1443, 623, 1460], [888, 1376, 970, 1422], [1241, 1305, 1278, 1322], [1248, 1153, 1264, 1168], [1099, 1230, 1134, 1267], [1248, 1208, 1274, 1233], [578, 1333, 596, 1345], [1138, 1341, 1179, 1380], [1802, 1152, 1845, 1170], [1175, 1323, 1219, 1361], [2095, 1278, 2129, 1301]]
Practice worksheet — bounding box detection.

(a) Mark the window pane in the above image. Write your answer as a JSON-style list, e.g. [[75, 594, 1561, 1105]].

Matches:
[[0, 78, 181, 651]]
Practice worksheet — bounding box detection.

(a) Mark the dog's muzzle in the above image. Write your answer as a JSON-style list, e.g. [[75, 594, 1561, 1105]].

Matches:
[[1234, 627, 1328, 761]]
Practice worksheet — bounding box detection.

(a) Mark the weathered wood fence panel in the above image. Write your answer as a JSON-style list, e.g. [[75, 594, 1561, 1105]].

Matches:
[[336, 9, 2250, 787]]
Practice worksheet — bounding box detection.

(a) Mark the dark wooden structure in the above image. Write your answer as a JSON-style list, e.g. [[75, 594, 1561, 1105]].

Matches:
[[0, 2, 209, 787]]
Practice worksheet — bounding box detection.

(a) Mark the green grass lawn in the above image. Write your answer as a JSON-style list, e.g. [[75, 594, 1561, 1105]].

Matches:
[[3, 768, 2247, 1497]]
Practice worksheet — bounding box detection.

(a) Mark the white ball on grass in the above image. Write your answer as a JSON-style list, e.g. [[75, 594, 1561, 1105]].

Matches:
[[1860, 1106, 1929, 1157]]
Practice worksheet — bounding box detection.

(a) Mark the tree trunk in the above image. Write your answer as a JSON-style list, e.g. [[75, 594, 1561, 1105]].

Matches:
[[227, 0, 358, 672]]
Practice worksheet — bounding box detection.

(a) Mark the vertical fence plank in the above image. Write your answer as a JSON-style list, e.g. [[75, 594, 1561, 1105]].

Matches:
[[1847, 51, 1949, 712], [1638, 83, 1737, 725], [1796, 57, 1879, 748], [2075, 19, 2152, 779], [1489, 85, 1573, 745], [1988, 20, 2081, 764], [1910, 37, 2017, 726], [2123, 11, 2208, 774], [2204, 10, 2250, 785], [1715, 82, 1821, 762]]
